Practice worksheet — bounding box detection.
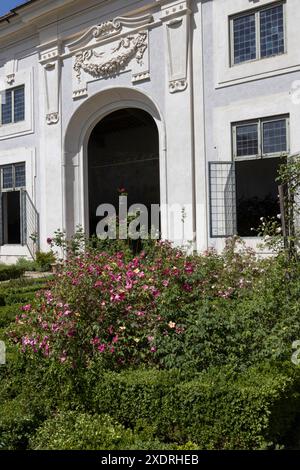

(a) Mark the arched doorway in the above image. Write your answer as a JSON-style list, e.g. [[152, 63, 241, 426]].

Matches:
[[87, 108, 160, 236]]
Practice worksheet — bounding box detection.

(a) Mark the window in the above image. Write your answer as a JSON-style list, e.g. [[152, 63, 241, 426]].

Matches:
[[231, 3, 285, 65], [209, 115, 289, 238], [0, 163, 26, 245], [0, 86, 25, 125], [233, 115, 288, 235], [232, 116, 289, 159], [1, 163, 26, 191]]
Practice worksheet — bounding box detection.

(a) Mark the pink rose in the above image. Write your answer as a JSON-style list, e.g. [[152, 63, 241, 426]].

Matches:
[[98, 344, 106, 353]]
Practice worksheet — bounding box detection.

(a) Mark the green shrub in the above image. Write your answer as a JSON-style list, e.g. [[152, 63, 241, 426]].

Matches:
[[0, 279, 47, 312], [0, 304, 22, 328], [3, 238, 300, 450], [91, 363, 300, 449], [0, 397, 43, 450], [155, 296, 300, 371], [10, 238, 267, 369], [16, 258, 37, 272], [154, 254, 300, 371], [30, 411, 135, 450], [2, 284, 46, 295], [0, 265, 25, 282], [4, 292, 36, 306], [35, 251, 56, 272], [90, 368, 187, 428], [163, 363, 300, 449], [11, 237, 300, 374], [5, 277, 50, 289], [30, 410, 180, 450]]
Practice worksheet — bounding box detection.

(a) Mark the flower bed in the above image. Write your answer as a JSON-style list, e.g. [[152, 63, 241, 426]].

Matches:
[[9, 239, 262, 369], [2, 238, 300, 449]]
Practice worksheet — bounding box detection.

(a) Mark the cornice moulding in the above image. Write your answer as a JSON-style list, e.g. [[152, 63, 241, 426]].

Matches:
[[0, 0, 164, 47], [16, 0, 77, 25]]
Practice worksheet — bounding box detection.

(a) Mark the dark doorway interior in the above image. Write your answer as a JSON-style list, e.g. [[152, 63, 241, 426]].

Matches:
[[88, 108, 160, 236], [236, 157, 282, 236], [2, 191, 21, 244]]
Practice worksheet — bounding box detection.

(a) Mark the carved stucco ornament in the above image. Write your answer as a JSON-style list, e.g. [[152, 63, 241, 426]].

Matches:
[[46, 112, 59, 125], [39, 45, 61, 125], [73, 32, 148, 81], [6, 73, 15, 85], [92, 18, 122, 39], [169, 79, 187, 93], [162, 1, 191, 94]]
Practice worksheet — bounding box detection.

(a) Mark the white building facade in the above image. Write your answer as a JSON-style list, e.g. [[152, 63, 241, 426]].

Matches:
[[0, 0, 299, 262]]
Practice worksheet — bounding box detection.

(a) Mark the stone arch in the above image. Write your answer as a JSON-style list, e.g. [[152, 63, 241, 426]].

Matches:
[[63, 87, 167, 239]]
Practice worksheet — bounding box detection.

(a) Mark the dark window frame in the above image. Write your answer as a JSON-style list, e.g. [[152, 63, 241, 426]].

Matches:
[[230, 1, 286, 66], [0, 85, 25, 125], [232, 115, 289, 161], [0, 163, 26, 192]]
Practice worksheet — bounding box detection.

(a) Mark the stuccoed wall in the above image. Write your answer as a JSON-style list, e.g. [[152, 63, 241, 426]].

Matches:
[[0, 0, 299, 261]]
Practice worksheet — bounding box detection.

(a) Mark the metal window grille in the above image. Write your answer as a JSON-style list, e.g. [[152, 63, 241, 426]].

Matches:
[[21, 189, 40, 259], [209, 162, 237, 238]]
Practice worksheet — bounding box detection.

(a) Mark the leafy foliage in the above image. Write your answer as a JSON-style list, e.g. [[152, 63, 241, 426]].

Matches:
[[1, 236, 300, 449], [0, 265, 25, 282]]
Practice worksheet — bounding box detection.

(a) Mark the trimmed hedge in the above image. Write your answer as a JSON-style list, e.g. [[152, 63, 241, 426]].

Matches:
[[0, 278, 47, 310], [90, 368, 185, 424], [0, 397, 42, 450], [0, 266, 25, 282], [29, 410, 188, 450], [29, 410, 197, 450], [3, 292, 36, 306], [30, 412, 134, 450], [0, 278, 49, 330], [30, 412, 145, 450], [0, 305, 22, 328], [2, 360, 300, 449], [91, 363, 300, 449]]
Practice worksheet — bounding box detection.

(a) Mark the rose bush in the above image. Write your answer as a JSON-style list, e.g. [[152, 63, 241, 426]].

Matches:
[[3, 235, 300, 449], [8, 237, 266, 369]]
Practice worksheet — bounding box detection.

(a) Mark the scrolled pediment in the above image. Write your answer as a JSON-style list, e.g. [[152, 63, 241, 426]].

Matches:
[[67, 13, 153, 52]]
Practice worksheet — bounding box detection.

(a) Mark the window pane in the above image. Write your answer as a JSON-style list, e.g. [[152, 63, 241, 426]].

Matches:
[[260, 5, 284, 58], [233, 13, 256, 64], [263, 119, 287, 154], [236, 158, 281, 236], [15, 163, 26, 188], [13, 86, 25, 123], [2, 166, 13, 190], [1, 90, 12, 125], [236, 123, 259, 157]]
